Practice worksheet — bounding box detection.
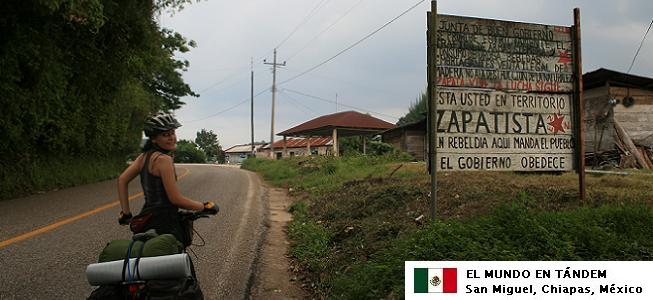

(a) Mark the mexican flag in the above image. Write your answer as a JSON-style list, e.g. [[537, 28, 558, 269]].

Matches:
[[414, 268, 457, 293]]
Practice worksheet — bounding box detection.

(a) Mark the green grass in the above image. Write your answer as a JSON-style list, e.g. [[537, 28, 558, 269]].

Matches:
[[329, 203, 653, 299], [0, 155, 125, 201], [243, 156, 653, 299], [242, 154, 417, 196]]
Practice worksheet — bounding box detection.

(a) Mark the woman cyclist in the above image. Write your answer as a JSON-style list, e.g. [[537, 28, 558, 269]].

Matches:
[[116, 112, 217, 245]]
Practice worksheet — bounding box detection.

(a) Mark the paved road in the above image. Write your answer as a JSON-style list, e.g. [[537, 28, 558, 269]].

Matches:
[[0, 165, 266, 300]]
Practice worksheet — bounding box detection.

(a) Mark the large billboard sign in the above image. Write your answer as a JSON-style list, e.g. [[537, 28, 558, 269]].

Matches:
[[428, 13, 581, 171]]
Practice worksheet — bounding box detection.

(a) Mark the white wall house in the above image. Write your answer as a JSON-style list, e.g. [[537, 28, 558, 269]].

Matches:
[[224, 143, 265, 164]]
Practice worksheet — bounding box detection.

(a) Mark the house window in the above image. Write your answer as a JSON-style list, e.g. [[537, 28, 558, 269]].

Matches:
[[276, 152, 282, 160], [290, 151, 295, 157]]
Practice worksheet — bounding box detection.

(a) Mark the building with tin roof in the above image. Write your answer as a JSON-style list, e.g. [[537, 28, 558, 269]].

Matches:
[[269, 111, 395, 158]]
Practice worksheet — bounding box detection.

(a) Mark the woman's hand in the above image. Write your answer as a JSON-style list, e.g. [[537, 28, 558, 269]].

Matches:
[[118, 211, 133, 225], [202, 202, 219, 215]]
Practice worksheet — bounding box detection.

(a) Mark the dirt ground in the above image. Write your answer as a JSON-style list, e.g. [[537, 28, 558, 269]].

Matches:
[[249, 186, 306, 300]]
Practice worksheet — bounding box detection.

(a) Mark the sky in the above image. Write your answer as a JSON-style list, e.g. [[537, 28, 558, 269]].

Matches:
[[158, 0, 653, 149]]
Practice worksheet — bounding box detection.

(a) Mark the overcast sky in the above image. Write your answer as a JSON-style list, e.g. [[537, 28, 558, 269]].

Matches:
[[159, 0, 653, 148]]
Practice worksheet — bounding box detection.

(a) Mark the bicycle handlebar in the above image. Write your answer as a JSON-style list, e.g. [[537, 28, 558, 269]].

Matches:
[[178, 210, 217, 221]]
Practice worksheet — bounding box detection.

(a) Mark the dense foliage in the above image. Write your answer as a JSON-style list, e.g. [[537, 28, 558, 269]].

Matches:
[[338, 137, 403, 157], [0, 0, 198, 199], [397, 90, 426, 126], [330, 203, 653, 298], [194, 129, 224, 163], [174, 140, 206, 163]]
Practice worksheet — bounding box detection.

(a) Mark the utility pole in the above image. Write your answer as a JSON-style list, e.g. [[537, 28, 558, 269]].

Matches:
[[427, 1, 438, 221], [250, 57, 255, 157], [264, 48, 286, 159]]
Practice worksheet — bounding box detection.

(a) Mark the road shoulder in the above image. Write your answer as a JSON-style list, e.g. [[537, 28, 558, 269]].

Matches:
[[249, 184, 306, 299]]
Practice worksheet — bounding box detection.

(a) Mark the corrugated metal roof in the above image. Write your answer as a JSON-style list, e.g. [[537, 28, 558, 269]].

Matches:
[[584, 68, 653, 90], [381, 117, 426, 135], [225, 144, 263, 153], [261, 137, 332, 149], [278, 111, 395, 136]]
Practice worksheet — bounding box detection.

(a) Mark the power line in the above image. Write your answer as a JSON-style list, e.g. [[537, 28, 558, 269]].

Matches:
[[199, 74, 251, 96], [279, 90, 321, 116], [198, 67, 250, 94], [627, 19, 653, 74], [282, 66, 408, 98], [191, 65, 251, 73], [185, 99, 249, 123], [278, 0, 426, 86], [286, 0, 367, 61], [186, 88, 269, 123], [280, 94, 318, 117], [197, 48, 273, 94], [283, 88, 399, 120], [276, 0, 331, 49]]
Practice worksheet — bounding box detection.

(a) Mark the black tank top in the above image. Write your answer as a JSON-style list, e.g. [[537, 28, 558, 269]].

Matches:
[[140, 151, 177, 211]]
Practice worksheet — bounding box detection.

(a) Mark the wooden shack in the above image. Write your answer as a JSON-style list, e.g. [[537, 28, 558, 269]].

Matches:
[[381, 118, 426, 161], [583, 68, 653, 168]]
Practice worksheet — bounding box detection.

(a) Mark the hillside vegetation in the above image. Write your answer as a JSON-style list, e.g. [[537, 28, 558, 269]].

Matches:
[[0, 0, 196, 199], [242, 156, 653, 299]]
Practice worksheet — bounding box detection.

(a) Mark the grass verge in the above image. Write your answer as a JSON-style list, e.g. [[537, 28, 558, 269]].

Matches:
[[242, 156, 653, 299], [0, 155, 125, 201]]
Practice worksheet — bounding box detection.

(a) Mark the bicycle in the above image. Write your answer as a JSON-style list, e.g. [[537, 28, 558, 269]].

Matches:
[[87, 209, 218, 300]]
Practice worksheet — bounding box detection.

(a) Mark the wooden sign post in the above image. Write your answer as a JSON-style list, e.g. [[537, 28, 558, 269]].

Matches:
[[426, 1, 586, 220]]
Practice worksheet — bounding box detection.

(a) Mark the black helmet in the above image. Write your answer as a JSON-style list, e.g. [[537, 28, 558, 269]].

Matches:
[[144, 112, 182, 137]]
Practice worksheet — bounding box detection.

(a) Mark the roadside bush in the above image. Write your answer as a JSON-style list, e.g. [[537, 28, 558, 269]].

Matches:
[[288, 220, 332, 272], [245, 154, 653, 299], [242, 155, 410, 191], [287, 201, 333, 272], [174, 140, 206, 163], [367, 141, 396, 156], [242, 157, 300, 185], [0, 1, 197, 200], [0, 155, 125, 198], [329, 203, 653, 298]]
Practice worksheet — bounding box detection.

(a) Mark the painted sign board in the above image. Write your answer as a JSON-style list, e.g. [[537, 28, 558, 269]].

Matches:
[[431, 14, 577, 171]]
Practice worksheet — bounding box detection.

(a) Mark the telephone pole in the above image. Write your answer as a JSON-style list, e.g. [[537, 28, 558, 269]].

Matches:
[[250, 58, 255, 156], [264, 48, 286, 159]]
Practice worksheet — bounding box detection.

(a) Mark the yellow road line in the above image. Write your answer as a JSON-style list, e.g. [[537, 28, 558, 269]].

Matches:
[[0, 167, 190, 249]]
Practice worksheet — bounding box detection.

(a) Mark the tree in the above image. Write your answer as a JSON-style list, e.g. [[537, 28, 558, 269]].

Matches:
[[194, 129, 224, 163], [339, 137, 363, 155], [397, 91, 427, 126], [216, 148, 226, 164], [174, 140, 206, 163], [0, 0, 200, 199]]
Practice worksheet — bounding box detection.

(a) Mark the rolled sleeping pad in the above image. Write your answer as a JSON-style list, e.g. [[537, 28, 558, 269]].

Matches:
[[86, 253, 192, 286]]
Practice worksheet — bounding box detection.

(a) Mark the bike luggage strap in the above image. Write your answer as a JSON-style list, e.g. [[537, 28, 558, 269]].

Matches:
[[121, 240, 146, 283]]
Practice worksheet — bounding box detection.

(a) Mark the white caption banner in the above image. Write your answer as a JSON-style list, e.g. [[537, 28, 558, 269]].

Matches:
[[406, 261, 653, 300]]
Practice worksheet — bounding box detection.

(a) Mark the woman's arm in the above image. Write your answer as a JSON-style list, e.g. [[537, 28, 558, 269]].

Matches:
[[117, 154, 144, 214], [156, 155, 204, 211]]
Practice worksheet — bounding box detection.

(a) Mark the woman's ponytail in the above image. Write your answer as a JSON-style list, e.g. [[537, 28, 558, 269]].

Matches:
[[142, 139, 155, 152], [141, 137, 172, 155]]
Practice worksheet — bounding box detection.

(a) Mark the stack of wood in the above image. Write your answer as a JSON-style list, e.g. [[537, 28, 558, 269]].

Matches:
[[639, 147, 653, 169], [614, 120, 652, 169], [585, 121, 653, 169], [586, 150, 622, 168]]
